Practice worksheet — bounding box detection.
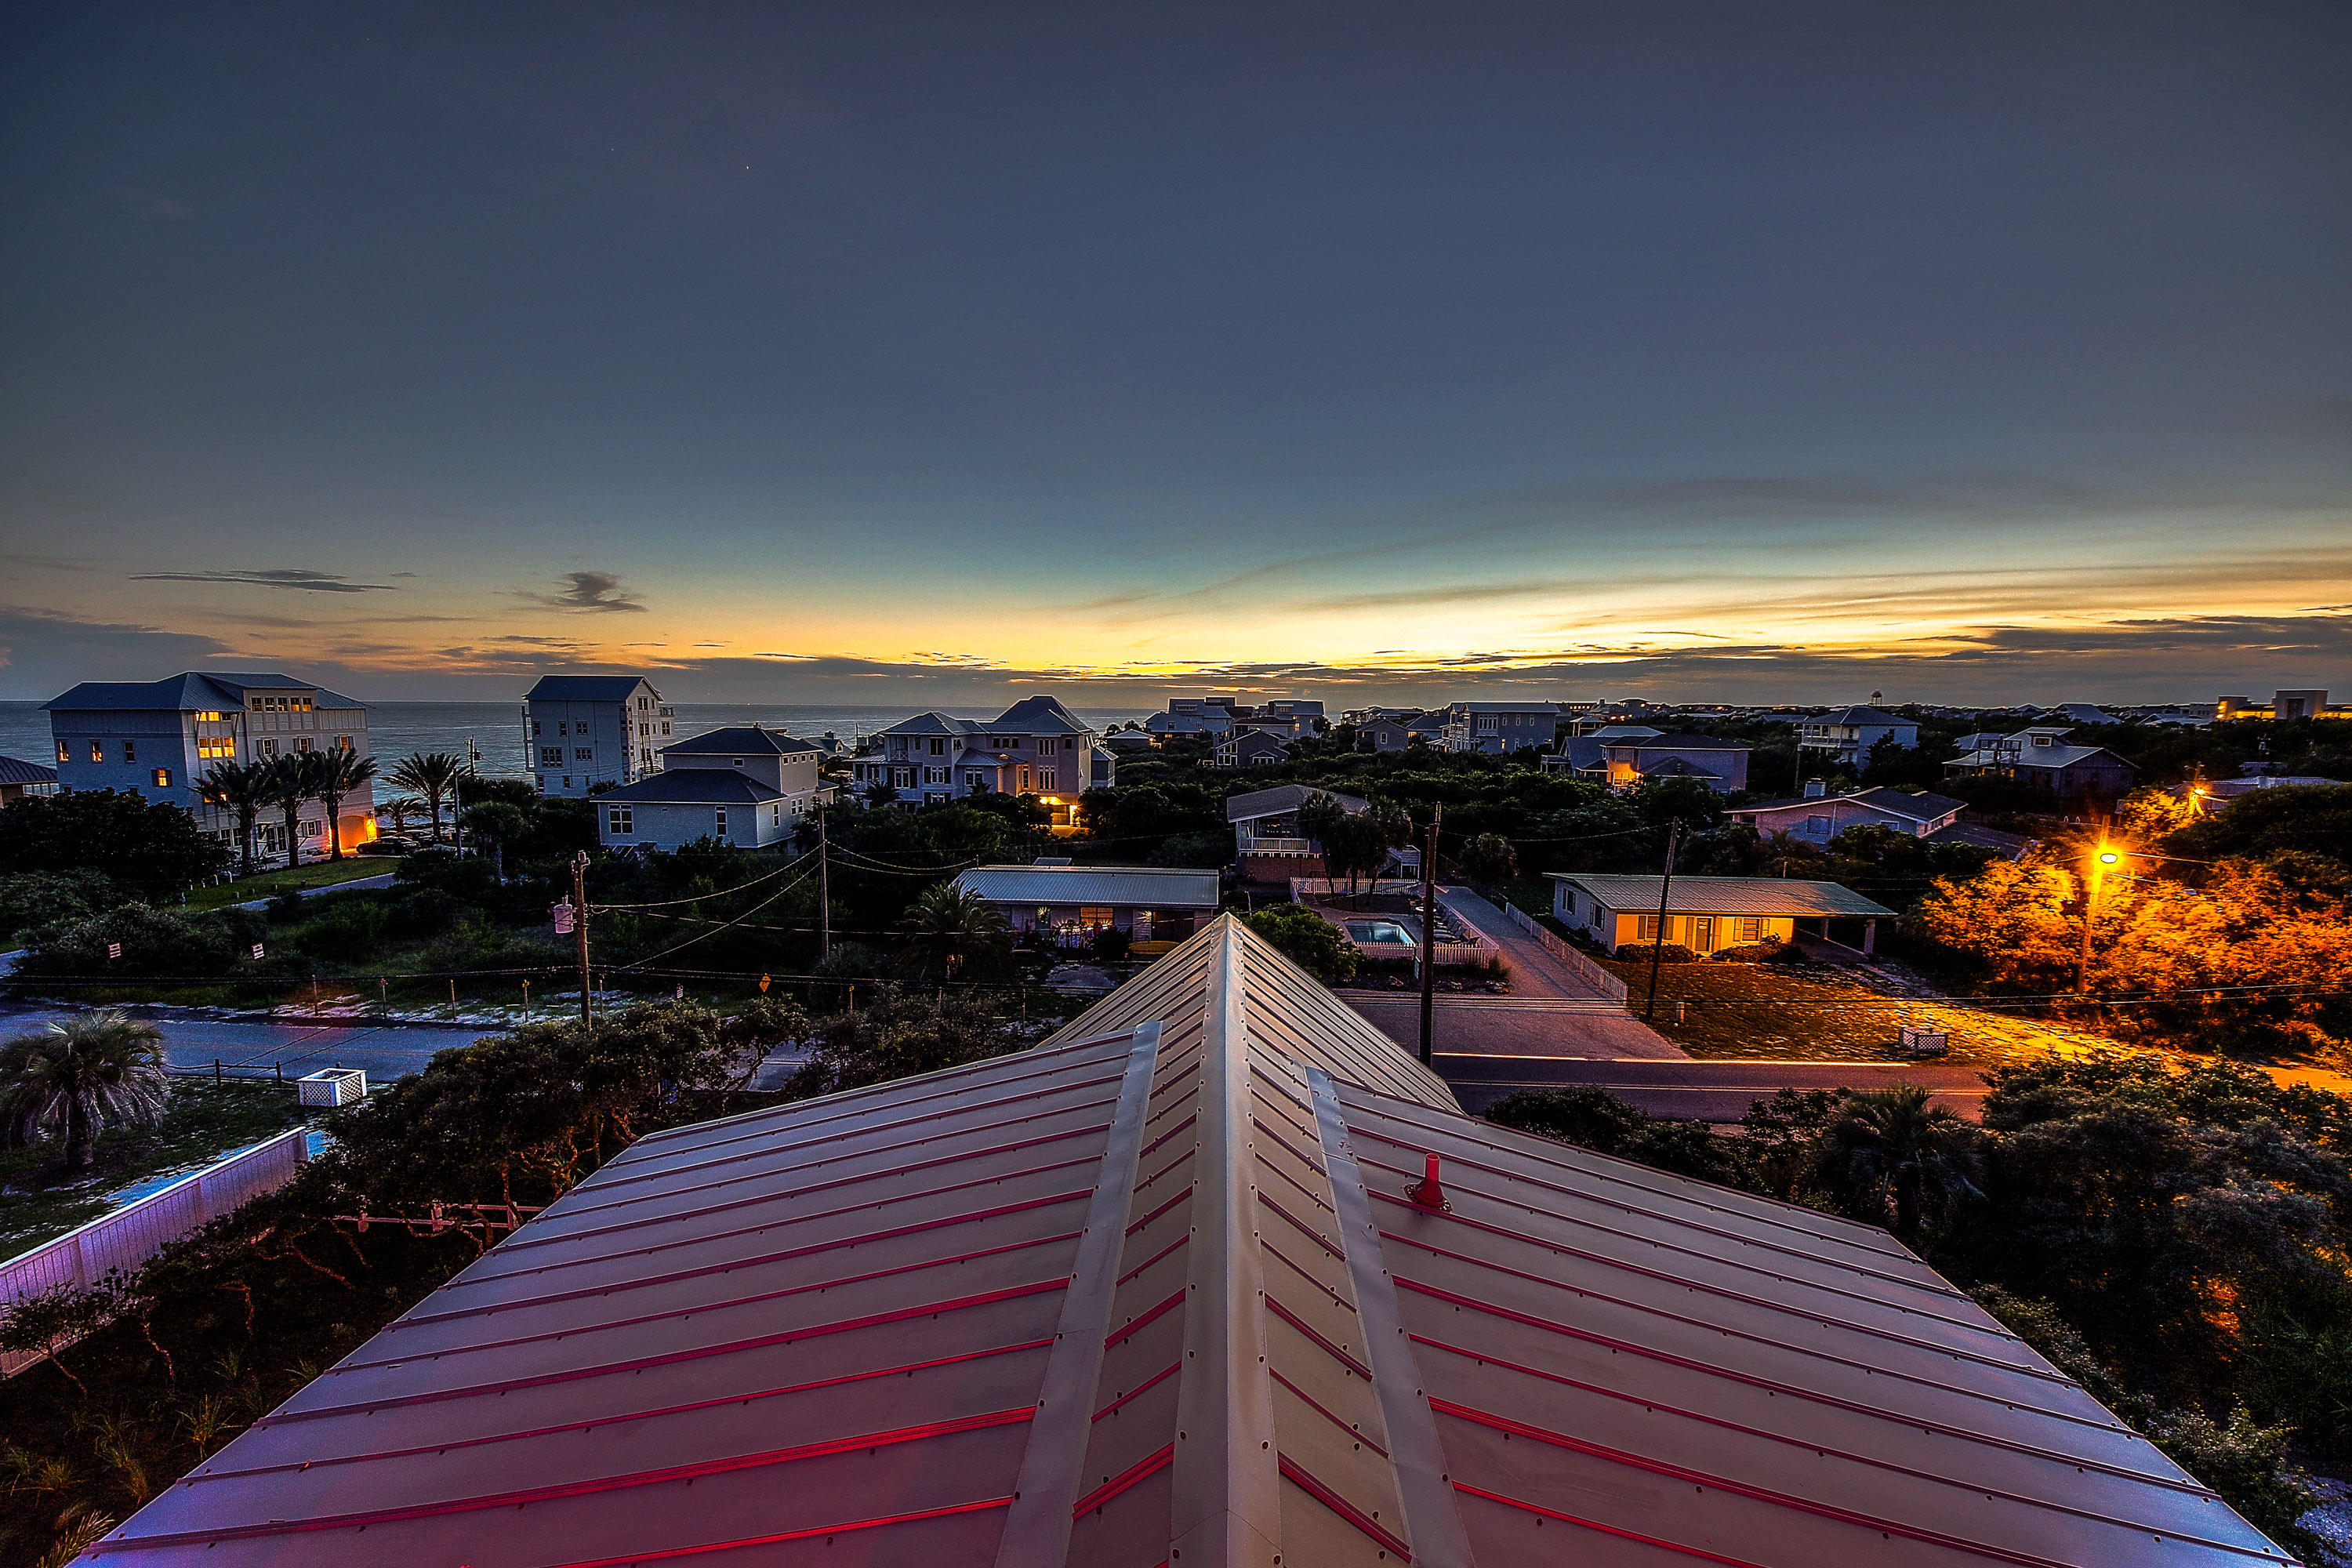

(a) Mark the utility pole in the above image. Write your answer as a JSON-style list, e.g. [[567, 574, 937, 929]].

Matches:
[[571, 850, 593, 1025], [1644, 817, 1682, 1022], [1418, 803, 1443, 1068], [816, 806, 832, 957]]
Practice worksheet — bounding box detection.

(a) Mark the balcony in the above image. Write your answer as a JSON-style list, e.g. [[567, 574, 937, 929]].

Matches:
[[1238, 834, 1314, 856]]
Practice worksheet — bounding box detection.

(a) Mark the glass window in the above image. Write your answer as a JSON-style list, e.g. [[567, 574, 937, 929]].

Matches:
[[575, 748, 593, 761], [1735, 917, 1765, 942], [154, 768, 172, 788], [542, 747, 564, 767], [56, 739, 68, 763], [713, 807, 728, 834], [1637, 914, 1662, 941], [89, 740, 101, 763], [608, 805, 632, 834], [122, 740, 136, 762], [1080, 906, 1115, 927]]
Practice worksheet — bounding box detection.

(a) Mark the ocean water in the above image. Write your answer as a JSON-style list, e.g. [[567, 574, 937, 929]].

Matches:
[[0, 700, 1154, 780]]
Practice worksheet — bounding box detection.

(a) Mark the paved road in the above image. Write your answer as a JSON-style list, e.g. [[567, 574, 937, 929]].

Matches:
[[1435, 1054, 1991, 1120], [224, 871, 396, 909], [0, 1005, 492, 1083], [1347, 994, 1694, 1062]]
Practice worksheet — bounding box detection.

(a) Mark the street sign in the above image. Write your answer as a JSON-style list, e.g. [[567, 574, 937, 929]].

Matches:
[[550, 902, 576, 935], [252, 943, 266, 960], [759, 974, 771, 993], [106, 942, 122, 960]]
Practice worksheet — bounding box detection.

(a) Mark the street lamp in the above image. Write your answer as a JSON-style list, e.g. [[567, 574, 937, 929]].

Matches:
[[2077, 842, 2122, 993]]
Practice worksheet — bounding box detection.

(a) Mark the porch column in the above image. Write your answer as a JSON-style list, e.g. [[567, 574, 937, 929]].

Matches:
[[1863, 917, 1877, 956]]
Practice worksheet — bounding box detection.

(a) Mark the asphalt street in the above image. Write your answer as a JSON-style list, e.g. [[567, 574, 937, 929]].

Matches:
[[0, 1004, 492, 1084]]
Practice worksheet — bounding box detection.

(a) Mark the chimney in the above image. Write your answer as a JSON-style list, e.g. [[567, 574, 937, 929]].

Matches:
[[1803, 779, 1828, 798]]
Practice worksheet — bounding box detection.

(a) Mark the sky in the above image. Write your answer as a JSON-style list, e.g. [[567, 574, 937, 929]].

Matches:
[[2, 1, 2347, 708]]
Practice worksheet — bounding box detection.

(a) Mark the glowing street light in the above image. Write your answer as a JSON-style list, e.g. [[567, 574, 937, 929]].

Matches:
[[2078, 840, 2123, 993]]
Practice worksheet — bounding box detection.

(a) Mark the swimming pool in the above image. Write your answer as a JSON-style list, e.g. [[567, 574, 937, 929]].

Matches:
[[1345, 920, 1417, 949]]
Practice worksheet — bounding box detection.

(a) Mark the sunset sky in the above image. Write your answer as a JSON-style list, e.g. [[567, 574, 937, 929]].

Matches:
[[2, 2, 2347, 706]]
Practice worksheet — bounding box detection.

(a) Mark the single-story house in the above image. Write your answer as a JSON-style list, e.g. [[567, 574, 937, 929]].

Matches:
[[1797, 706, 1918, 765], [952, 864, 1221, 945], [597, 724, 829, 851], [1100, 731, 1156, 755], [2187, 774, 2343, 811], [1945, 727, 2137, 803], [1735, 786, 1965, 845], [1214, 730, 1292, 768], [0, 754, 60, 804], [1548, 873, 1896, 956], [1599, 734, 1751, 793], [1226, 782, 1368, 871], [1575, 722, 1664, 741]]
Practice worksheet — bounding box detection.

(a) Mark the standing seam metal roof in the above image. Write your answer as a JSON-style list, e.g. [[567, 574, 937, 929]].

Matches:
[[1546, 874, 1897, 918], [954, 865, 1223, 910], [89, 917, 2291, 1566]]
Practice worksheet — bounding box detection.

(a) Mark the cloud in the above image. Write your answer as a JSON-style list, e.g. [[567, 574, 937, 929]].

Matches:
[[129, 568, 397, 593], [516, 571, 648, 613], [0, 605, 239, 695]]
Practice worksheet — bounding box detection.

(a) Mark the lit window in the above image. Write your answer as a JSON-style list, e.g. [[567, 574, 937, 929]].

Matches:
[[295, 737, 312, 751], [153, 768, 172, 788], [336, 735, 353, 752], [1735, 917, 1765, 942], [56, 739, 68, 763], [1637, 915, 1662, 941]]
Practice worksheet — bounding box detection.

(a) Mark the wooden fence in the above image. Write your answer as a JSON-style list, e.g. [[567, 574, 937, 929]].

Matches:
[[1497, 902, 1632, 1004], [1, 1125, 312, 1377]]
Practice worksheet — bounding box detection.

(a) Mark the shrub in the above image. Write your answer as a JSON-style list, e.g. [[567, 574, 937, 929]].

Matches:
[[1615, 942, 1698, 963], [11, 906, 268, 981], [293, 898, 390, 959], [1147, 831, 1232, 869], [1709, 939, 1798, 964], [1243, 904, 1359, 982], [0, 869, 126, 946]]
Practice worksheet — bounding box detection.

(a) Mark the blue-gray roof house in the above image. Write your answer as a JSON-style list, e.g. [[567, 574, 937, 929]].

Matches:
[[597, 724, 831, 852], [42, 672, 375, 860], [523, 673, 671, 797]]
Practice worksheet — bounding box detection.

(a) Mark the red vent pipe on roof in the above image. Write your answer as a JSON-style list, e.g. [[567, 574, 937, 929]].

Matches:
[[1406, 1152, 1446, 1208]]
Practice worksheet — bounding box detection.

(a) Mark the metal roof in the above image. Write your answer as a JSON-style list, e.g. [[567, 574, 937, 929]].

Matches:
[[662, 725, 820, 757], [1606, 732, 1751, 750], [1745, 787, 1965, 823], [44, 673, 369, 712], [90, 917, 2287, 1566], [595, 771, 786, 804], [1546, 874, 1897, 918], [1804, 705, 1910, 727], [991, 695, 1089, 733], [523, 675, 657, 702], [955, 865, 1221, 909], [0, 754, 59, 785], [1225, 783, 1368, 822]]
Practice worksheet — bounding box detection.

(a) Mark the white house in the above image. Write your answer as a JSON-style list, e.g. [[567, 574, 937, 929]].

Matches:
[[1548, 873, 1896, 956], [952, 864, 1221, 946], [524, 675, 672, 797], [43, 671, 375, 861], [597, 725, 830, 851], [1734, 786, 1966, 845], [848, 695, 1113, 826], [1797, 706, 1918, 765]]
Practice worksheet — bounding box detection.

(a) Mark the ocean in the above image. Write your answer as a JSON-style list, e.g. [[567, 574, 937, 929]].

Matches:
[[0, 700, 1156, 781]]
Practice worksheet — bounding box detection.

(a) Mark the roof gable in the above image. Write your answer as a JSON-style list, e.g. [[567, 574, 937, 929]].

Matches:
[[662, 725, 818, 757], [1225, 783, 1368, 822], [94, 919, 2275, 1566], [43, 672, 368, 712], [524, 675, 655, 702], [990, 695, 1087, 733]]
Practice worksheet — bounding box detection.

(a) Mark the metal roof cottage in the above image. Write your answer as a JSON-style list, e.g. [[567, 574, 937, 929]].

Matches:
[[86, 918, 2294, 1566]]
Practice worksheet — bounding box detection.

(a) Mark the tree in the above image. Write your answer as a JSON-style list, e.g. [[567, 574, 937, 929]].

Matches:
[[1458, 832, 1518, 892], [897, 882, 1010, 976], [1321, 812, 1392, 902], [0, 790, 228, 892], [258, 754, 315, 869], [196, 762, 270, 878], [862, 780, 902, 809], [380, 794, 424, 837], [1243, 904, 1358, 982], [456, 801, 529, 881], [0, 1013, 169, 1174], [1816, 1084, 1984, 1240], [1294, 789, 1348, 850], [385, 753, 466, 845], [311, 749, 379, 861]]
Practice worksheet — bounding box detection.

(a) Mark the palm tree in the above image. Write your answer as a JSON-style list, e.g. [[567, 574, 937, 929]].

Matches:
[[458, 800, 528, 882], [0, 1013, 169, 1173], [197, 761, 270, 878], [312, 748, 379, 861], [898, 883, 1009, 975], [380, 794, 423, 837], [1816, 1083, 1984, 1240], [260, 753, 316, 869], [387, 753, 465, 844]]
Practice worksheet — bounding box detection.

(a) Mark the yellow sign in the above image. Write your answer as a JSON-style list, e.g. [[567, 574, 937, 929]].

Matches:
[[758, 974, 771, 993]]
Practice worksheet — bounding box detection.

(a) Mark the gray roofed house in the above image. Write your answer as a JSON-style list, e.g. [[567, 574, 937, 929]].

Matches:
[[93, 915, 2281, 1568], [1736, 786, 1968, 845], [1549, 873, 1896, 955], [954, 863, 1220, 945], [1595, 732, 1751, 793], [1798, 706, 1918, 764], [1946, 727, 2137, 804], [0, 753, 60, 802], [853, 695, 1109, 824], [597, 723, 829, 851], [1540, 736, 1609, 778], [1225, 783, 1367, 823], [1212, 729, 1291, 768], [522, 673, 670, 797], [662, 725, 822, 757]]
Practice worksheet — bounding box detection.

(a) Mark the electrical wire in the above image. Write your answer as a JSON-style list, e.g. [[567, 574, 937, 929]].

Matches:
[[588, 844, 818, 910]]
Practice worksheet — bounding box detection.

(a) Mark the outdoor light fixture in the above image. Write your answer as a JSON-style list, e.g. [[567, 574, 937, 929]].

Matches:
[[2099, 851, 2120, 865]]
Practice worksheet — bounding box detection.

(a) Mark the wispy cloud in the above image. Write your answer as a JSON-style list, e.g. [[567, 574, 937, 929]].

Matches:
[[129, 568, 397, 593], [515, 571, 647, 613]]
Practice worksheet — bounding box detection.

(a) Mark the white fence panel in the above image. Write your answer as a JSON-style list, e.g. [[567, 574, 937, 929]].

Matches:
[[1, 1125, 311, 1377]]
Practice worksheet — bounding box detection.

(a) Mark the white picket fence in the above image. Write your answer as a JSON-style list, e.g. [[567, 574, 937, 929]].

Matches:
[[0, 1125, 312, 1377], [1498, 902, 1632, 1004]]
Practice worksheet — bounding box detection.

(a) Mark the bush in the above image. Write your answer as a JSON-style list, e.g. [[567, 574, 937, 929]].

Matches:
[[1243, 904, 1359, 982], [0, 869, 125, 946], [10, 905, 268, 981], [383, 887, 465, 937], [1615, 942, 1698, 963], [0, 789, 229, 891], [1709, 939, 1799, 964], [293, 898, 390, 959], [1148, 831, 1232, 869]]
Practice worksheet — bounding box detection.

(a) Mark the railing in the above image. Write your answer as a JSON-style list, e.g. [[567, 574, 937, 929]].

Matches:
[[1498, 902, 1630, 1004], [1, 1125, 312, 1377], [1238, 836, 1314, 855]]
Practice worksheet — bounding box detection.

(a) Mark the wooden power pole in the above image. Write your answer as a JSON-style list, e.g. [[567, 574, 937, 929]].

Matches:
[[1644, 818, 1682, 1022], [817, 806, 832, 957], [1418, 802, 1443, 1068], [571, 850, 593, 1025]]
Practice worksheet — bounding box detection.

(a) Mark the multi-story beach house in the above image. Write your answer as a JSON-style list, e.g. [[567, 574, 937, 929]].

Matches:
[[42, 671, 374, 860], [522, 675, 672, 796], [848, 695, 1114, 826]]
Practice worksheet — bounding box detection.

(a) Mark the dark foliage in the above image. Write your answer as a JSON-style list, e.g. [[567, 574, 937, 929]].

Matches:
[[0, 790, 229, 892]]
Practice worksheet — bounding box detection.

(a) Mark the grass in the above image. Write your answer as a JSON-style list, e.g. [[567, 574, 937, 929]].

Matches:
[[1599, 954, 2114, 1066], [180, 856, 397, 912], [0, 1080, 315, 1258]]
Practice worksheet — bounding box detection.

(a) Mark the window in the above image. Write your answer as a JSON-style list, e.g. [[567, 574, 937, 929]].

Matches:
[[1477, 716, 1499, 733], [964, 770, 990, 789], [336, 735, 354, 752], [1637, 915, 1662, 941], [193, 710, 225, 722], [892, 767, 913, 789], [608, 805, 633, 834], [924, 766, 949, 785], [1036, 737, 1058, 753], [575, 747, 593, 761], [928, 738, 946, 756], [153, 768, 172, 788], [56, 739, 71, 763], [122, 740, 136, 762], [258, 739, 278, 757], [196, 735, 234, 759], [1806, 815, 1831, 834], [1037, 768, 1057, 790], [637, 695, 649, 710], [295, 736, 312, 751], [1734, 917, 1765, 942], [542, 747, 564, 767], [1019, 767, 1032, 792], [532, 720, 542, 737], [1080, 906, 1116, 927], [770, 804, 781, 826], [713, 807, 728, 835], [558, 721, 569, 736]]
